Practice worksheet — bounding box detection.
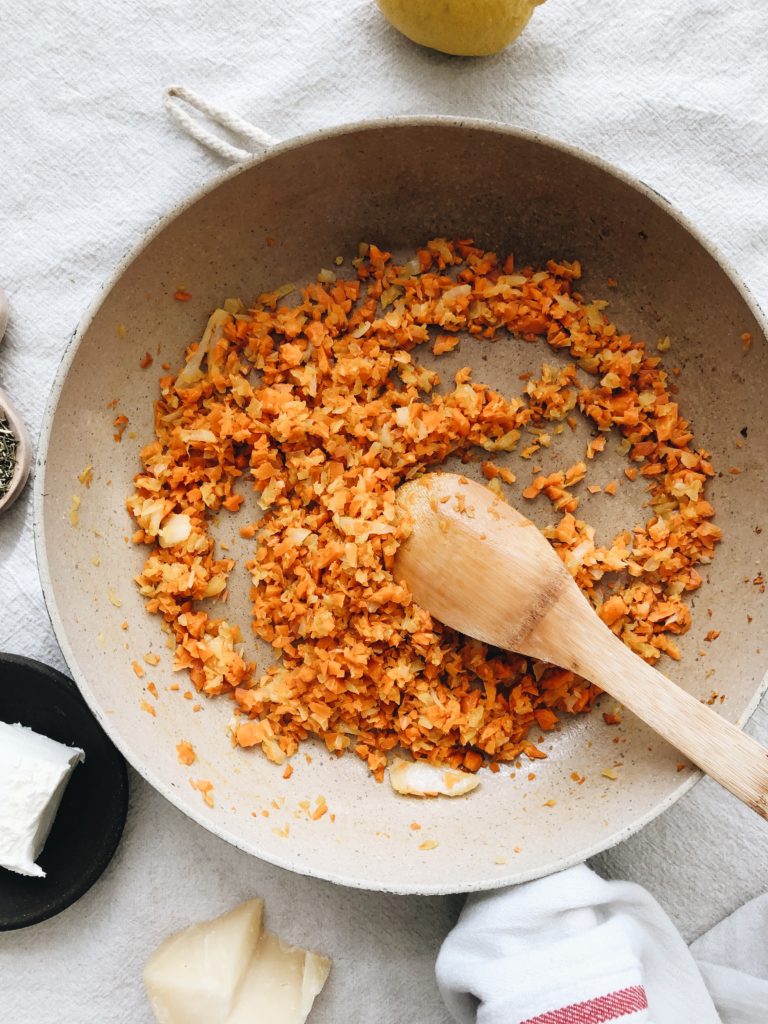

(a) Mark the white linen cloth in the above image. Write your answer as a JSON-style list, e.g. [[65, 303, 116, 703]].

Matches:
[[1, 1, 768, 1022], [691, 894, 768, 1024], [437, 865, 768, 1024]]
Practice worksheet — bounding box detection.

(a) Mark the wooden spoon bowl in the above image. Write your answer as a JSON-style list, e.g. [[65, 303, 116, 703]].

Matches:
[[396, 473, 768, 819]]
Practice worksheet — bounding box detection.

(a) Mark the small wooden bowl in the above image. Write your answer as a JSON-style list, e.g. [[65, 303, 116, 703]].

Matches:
[[0, 387, 31, 515], [0, 289, 31, 515]]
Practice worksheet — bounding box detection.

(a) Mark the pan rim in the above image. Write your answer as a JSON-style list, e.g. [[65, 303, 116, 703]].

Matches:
[[34, 114, 768, 894]]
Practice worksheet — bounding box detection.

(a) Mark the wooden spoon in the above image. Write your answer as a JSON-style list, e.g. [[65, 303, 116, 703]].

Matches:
[[395, 472, 768, 819]]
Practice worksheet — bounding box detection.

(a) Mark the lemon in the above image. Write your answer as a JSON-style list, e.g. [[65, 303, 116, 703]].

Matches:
[[376, 0, 546, 57]]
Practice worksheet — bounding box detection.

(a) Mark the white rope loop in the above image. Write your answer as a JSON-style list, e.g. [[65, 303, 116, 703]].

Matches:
[[164, 85, 279, 163]]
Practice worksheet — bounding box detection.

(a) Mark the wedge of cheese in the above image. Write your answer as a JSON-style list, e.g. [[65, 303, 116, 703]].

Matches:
[[144, 898, 331, 1024], [144, 899, 264, 1024], [226, 931, 331, 1024], [0, 721, 84, 877]]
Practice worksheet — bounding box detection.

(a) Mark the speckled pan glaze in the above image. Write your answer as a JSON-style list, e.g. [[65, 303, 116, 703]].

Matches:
[[35, 119, 768, 894]]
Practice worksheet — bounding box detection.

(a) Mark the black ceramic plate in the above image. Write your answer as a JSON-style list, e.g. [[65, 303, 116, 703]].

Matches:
[[0, 653, 128, 930]]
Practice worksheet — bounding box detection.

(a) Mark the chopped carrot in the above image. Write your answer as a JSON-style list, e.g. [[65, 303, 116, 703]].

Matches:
[[311, 797, 328, 820], [599, 596, 627, 627], [482, 461, 516, 485], [190, 778, 214, 806], [125, 239, 721, 784], [113, 414, 129, 442], [176, 740, 196, 765], [433, 334, 460, 356], [534, 709, 558, 731], [235, 722, 260, 747], [586, 436, 606, 459]]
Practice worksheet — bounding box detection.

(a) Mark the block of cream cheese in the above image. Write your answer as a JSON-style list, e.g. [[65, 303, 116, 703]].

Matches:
[[144, 898, 331, 1024], [0, 721, 85, 877]]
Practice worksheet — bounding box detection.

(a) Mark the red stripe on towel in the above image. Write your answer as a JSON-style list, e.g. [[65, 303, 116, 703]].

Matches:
[[521, 984, 648, 1023]]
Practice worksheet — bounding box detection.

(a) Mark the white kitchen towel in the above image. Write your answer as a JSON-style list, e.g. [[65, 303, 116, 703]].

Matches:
[[437, 864, 767, 1024]]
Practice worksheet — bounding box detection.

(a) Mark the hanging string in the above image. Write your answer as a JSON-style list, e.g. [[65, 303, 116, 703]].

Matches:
[[164, 85, 278, 163]]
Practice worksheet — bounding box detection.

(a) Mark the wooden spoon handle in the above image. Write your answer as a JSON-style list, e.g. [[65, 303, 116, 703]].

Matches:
[[585, 629, 768, 818]]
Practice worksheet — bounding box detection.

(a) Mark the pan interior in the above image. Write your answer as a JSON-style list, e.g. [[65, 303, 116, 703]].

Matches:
[[37, 122, 768, 893]]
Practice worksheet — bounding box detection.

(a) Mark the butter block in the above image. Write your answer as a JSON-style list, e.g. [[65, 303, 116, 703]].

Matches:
[[0, 721, 85, 877], [144, 898, 331, 1024]]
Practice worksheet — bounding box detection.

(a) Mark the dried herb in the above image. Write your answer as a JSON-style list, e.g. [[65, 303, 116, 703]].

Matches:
[[0, 417, 17, 498]]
